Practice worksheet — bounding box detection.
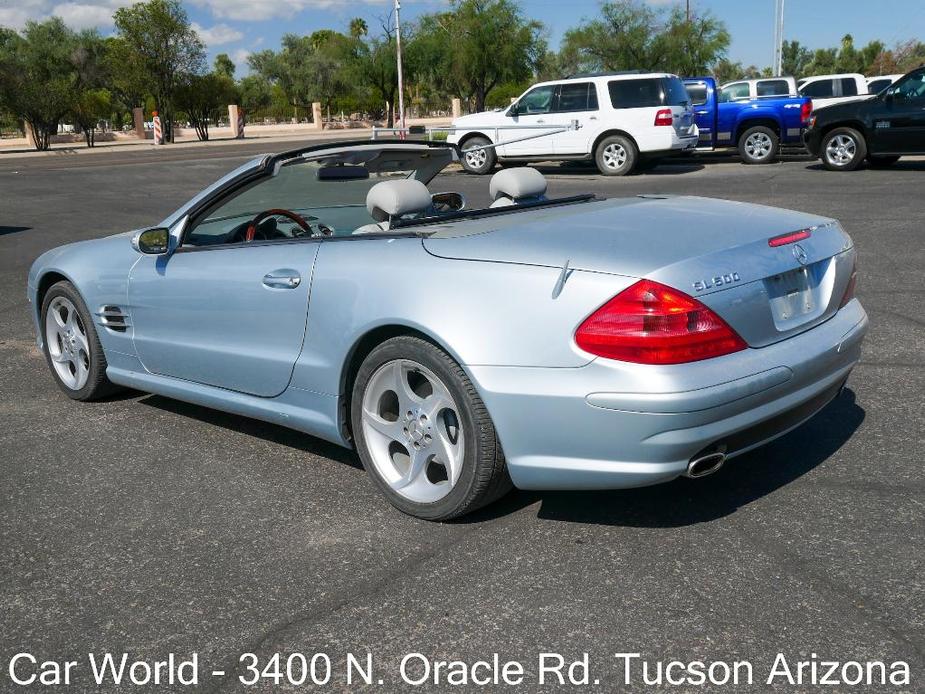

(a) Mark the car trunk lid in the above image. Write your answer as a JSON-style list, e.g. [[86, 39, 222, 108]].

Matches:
[[422, 196, 855, 347]]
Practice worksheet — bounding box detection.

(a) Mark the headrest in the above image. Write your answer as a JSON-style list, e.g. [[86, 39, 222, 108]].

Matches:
[[489, 167, 548, 202], [365, 179, 432, 222]]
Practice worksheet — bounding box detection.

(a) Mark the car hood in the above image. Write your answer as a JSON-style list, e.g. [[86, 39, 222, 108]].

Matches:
[[423, 196, 845, 287], [813, 94, 877, 118], [452, 110, 506, 127]]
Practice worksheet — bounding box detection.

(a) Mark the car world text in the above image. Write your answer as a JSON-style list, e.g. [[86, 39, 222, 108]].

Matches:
[[5, 651, 913, 688]]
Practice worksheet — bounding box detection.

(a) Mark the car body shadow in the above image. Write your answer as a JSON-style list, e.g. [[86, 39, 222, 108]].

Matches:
[[477, 388, 865, 527], [0, 225, 31, 236], [806, 159, 925, 172], [536, 160, 706, 176], [133, 388, 863, 527], [136, 393, 363, 469]]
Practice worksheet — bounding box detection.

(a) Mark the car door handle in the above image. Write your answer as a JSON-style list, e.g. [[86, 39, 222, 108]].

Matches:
[[263, 270, 301, 289], [696, 110, 710, 115], [589, 116, 598, 120], [536, 119, 545, 124]]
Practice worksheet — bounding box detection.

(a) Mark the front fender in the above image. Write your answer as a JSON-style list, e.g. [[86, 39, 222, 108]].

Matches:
[[28, 233, 140, 354]]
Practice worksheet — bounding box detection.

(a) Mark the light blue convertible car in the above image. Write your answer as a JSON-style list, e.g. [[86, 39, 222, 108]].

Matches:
[[28, 141, 868, 519]]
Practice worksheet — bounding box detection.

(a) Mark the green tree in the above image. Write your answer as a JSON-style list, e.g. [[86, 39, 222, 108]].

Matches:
[[654, 5, 730, 76], [414, 0, 544, 112], [834, 34, 860, 73], [238, 75, 273, 115], [349, 18, 368, 39], [561, 0, 659, 74], [113, 0, 205, 142], [352, 32, 400, 126], [175, 72, 237, 140], [249, 31, 353, 120], [0, 18, 79, 151], [856, 39, 886, 74], [71, 89, 111, 146], [214, 53, 235, 79], [803, 47, 837, 76], [712, 58, 744, 84], [102, 36, 149, 114], [69, 30, 111, 147], [560, 1, 729, 77], [781, 40, 811, 77]]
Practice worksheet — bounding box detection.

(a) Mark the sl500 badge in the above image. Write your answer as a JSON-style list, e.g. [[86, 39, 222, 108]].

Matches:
[[693, 272, 741, 292]]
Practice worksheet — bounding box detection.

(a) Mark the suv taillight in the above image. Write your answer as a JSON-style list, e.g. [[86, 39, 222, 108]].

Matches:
[[575, 280, 747, 365], [801, 100, 813, 124], [654, 109, 673, 126], [840, 257, 858, 308]]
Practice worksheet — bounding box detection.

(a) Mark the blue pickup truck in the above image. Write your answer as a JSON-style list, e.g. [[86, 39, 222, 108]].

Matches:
[[682, 77, 813, 163]]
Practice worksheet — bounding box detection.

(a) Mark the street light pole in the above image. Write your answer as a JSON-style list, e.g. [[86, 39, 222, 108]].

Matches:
[[772, 0, 785, 75], [394, 0, 406, 131]]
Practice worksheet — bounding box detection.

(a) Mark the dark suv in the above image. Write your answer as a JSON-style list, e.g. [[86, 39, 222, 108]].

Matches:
[[803, 66, 925, 170]]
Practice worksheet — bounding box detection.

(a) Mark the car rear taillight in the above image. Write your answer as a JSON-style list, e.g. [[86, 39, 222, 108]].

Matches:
[[839, 257, 858, 308], [768, 228, 812, 247], [575, 280, 748, 365], [801, 100, 813, 124], [654, 109, 673, 126]]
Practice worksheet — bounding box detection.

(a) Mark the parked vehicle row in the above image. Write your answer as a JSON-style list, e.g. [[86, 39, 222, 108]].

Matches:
[[448, 66, 925, 175], [448, 71, 698, 176]]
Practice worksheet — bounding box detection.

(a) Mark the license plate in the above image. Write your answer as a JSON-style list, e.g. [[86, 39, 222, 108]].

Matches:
[[767, 267, 815, 323]]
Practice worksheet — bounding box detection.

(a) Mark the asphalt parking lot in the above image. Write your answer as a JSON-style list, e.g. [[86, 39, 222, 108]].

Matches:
[[1, 141, 923, 692]]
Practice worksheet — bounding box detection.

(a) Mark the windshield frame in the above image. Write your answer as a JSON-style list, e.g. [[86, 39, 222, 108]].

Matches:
[[174, 141, 456, 248]]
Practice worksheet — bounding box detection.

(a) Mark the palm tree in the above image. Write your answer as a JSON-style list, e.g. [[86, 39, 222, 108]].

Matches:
[[349, 18, 368, 39]]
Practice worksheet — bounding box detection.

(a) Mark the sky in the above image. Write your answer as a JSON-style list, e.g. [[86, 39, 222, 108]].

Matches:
[[1, 0, 923, 76]]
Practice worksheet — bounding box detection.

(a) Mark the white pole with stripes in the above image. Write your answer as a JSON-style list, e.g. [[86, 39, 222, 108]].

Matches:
[[395, 0, 406, 135]]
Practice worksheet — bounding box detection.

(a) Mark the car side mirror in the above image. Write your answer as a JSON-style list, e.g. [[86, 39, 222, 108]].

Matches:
[[131, 227, 170, 255], [507, 104, 521, 117], [430, 191, 466, 213]]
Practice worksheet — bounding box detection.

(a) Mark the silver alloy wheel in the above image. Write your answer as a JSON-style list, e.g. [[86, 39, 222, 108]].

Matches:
[[744, 131, 773, 160], [464, 147, 487, 169], [825, 134, 857, 166], [361, 359, 464, 504], [45, 296, 90, 390], [602, 142, 627, 170]]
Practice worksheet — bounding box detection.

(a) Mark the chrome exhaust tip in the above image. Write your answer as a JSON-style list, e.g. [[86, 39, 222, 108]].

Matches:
[[685, 451, 726, 478]]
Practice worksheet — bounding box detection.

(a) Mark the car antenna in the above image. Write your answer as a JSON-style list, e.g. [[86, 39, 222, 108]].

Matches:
[[552, 259, 572, 299]]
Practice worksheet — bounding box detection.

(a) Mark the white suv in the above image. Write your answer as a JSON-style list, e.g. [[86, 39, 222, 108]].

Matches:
[[447, 72, 698, 176]]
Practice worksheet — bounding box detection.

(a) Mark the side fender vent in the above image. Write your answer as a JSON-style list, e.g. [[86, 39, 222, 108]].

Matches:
[[96, 305, 131, 333]]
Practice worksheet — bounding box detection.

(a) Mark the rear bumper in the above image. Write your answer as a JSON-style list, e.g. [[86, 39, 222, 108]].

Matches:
[[803, 127, 824, 156], [637, 127, 699, 154], [467, 300, 868, 490]]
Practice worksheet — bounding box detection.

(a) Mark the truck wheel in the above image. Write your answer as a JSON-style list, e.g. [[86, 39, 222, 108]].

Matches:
[[738, 126, 779, 164], [821, 127, 867, 171], [594, 135, 637, 176], [868, 155, 900, 168], [459, 136, 496, 175]]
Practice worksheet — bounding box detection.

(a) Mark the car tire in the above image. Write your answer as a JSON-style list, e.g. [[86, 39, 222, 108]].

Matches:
[[820, 127, 867, 171], [738, 126, 779, 164], [41, 280, 119, 401], [868, 155, 900, 168], [459, 135, 496, 175], [351, 335, 512, 520], [594, 135, 637, 175]]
